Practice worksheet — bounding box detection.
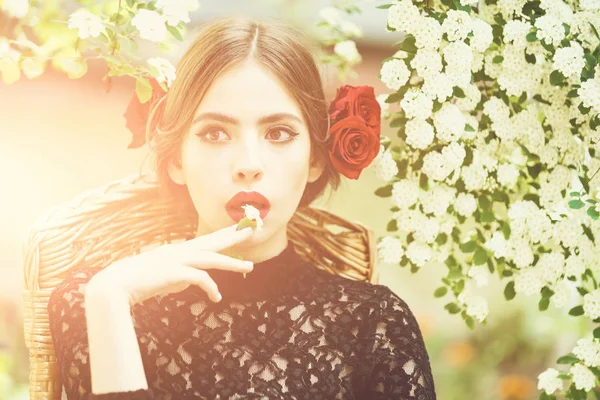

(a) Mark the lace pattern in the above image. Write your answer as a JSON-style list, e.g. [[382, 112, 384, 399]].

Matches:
[[48, 242, 436, 400]]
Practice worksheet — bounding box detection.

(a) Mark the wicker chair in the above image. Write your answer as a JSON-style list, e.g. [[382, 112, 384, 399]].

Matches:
[[22, 173, 380, 400]]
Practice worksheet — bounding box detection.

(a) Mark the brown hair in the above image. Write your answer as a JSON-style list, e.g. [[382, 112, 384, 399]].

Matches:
[[147, 16, 341, 209]]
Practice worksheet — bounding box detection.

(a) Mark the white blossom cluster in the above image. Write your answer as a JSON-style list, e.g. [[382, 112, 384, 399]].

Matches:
[[583, 289, 600, 320], [570, 363, 596, 392], [572, 337, 600, 367], [391, 178, 421, 209], [457, 288, 489, 322], [537, 367, 564, 394], [372, 144, 399, 182], [377, 235, 405, 264]]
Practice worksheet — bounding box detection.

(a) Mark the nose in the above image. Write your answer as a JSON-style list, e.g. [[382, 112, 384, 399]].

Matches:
[[232, 135, 264, 181]]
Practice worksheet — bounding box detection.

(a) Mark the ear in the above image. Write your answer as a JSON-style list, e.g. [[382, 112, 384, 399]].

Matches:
[[307, 157, 325, 184], [167, 157, 186, 185]]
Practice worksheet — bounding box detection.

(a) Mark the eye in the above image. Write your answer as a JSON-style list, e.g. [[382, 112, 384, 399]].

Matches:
[[197, 126, 230, 142], [267, 127, 300, 143]]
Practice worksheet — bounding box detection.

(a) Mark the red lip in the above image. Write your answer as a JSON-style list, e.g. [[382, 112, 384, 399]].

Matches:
[[225, 191, 271, 222]]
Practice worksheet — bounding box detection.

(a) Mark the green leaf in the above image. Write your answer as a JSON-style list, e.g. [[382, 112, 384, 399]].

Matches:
[[465, 124, 475, 132], [434, 286, 448, 297], [569, 199, 586, 209], [400, 35, 417, 54], [375, 185, 393, 197], [376, 3, 394, 8], [570, 191, 581, 197], [556, 354, 579, 364], [135, 76, 153, 103], [492, 55, 504, 64], [590, 23, 600, 40], [539, 297, 550, 311], [453, 87, 466, 98], [387, 219, 398, 232], [167, 25, 184, 41], [569, 305, 584, 316], [526, 32, 537, 42], [550, 70, 565, 86], [504, 281, 516, 300], [464, 315, 475, 330], [587, 207, 599, 219], [473, 248, 488, 266], [593, 327, 600, 339], [445, 302, 461, 314], [460, 240, 477, 253]]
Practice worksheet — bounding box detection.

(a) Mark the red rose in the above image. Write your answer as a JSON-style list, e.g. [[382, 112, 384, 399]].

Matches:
[[123, 78, 167, 149], [328, 115, 381, 180], [328, 85, 381, 135]]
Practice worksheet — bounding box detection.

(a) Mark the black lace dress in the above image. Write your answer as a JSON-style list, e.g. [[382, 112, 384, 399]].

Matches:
[[48, 240, 437, 400]]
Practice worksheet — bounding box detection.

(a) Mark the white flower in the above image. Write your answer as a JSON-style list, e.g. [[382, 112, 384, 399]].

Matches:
[[413, 217, 440, 244], [583, 289, 600, 320], [441, 10, 473, 41], [405, 119, 435, 150], [573, 338, 600, 367], [465, 295, 489, 322], [515, 267, 544, 296], [1, 0, 28, 18], [578, 77, 600, 115], [552, 279, 573, 308], [496, 163, 520, 188], [334, 40, 361, 64], [454, 192, 477, 217], [503, 20, 532, 49], [148, 57, 176, 87], [570, 363, 596, 392], [470, 19, 493, 52], [553, 42, 586, 79], [534, 15, 566, 46], [537, 368, 563, 394], [377, 236, 405, 264], [392, 179, 420, 209], [421, 73, 454, 103], [373, 146, 398, 181], [433, 103, 465, 143], [319, 6, 341, 26], [380, 59, 410, 91], [387, 0, 422, 35], [485, 231, 511, 259], [410, 49, 443, 79], [155, 0, 197, 26], [401, 88, 434, 120], [405, 240, 432, 267], [340, 21, 363, 38], [241, 204, 263, 232], [468, 266, 490, 287], [67, 9, 105, 40], [579, 0, 600, 9], [414, 17, 442, 50], [132, 9, 168, 43]]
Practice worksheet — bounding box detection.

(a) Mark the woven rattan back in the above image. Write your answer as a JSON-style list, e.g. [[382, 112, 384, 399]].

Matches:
[[22, 173, 379, 399]]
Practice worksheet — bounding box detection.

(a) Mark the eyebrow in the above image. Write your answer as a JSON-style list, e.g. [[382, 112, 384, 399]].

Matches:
[[191, 112, 304, 126]]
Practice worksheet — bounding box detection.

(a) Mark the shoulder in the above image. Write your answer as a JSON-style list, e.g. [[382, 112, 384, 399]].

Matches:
[[48, 266, 104, 313]]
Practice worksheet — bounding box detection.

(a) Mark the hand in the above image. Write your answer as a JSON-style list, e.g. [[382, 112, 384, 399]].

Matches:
[[85, 223, 256, 305]]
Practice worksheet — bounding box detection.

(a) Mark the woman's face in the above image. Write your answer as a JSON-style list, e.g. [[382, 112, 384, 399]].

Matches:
[[168, 58, 324, 260]]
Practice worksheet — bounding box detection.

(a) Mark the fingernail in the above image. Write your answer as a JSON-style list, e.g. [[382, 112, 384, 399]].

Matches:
[[215, 293, 222, 302], [245, 261, 254, 269]]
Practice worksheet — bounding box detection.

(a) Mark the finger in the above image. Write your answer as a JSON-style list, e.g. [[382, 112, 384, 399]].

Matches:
[[185, 224, 255, 252], [179, 250, 254, 273], [176, 266, 222, 302]]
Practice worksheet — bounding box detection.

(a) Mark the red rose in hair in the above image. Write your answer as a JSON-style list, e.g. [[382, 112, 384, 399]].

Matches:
[[328, 115, 380, 180], [123, 78, 167, 149], [328, 85, 381, 135]]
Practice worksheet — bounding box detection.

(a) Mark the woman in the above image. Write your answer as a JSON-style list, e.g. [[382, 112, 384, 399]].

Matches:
[[47, 15, 437, 400]]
